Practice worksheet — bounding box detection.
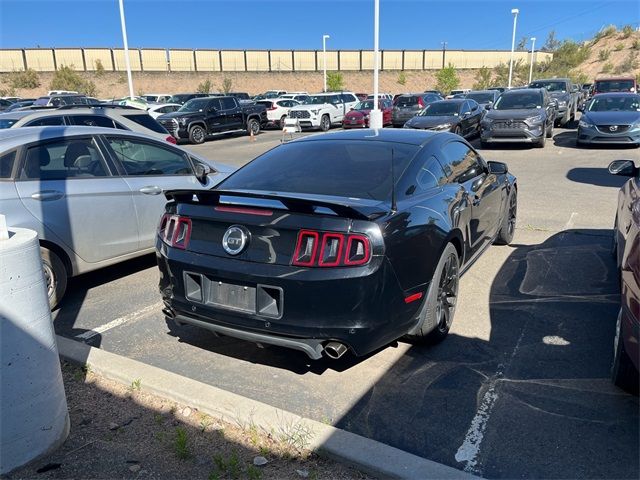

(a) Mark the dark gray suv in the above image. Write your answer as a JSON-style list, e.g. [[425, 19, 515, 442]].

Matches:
[[480, 88, 556, 148]]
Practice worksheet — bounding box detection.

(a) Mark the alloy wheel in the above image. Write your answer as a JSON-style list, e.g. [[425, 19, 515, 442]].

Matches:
[[507, 194, 517, 236], [43, 262, 55, 299], [435, 253, 459, 333]]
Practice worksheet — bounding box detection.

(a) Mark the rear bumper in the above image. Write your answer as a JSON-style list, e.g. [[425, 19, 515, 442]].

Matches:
[[156, 242, 419, 357]]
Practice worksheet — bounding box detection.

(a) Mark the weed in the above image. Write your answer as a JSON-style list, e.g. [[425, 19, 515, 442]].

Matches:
[[174, 427, 191, 460], [228, 451, 241, 479], [397, 71, 407, 86], [601, 62, 614, 73], [621, 25, 634, 39], [598, 49, 611, 61], [276, 415, 314, 452], [6, 68, 40, 89], [197, 78, 213, 94], [199, 415, 212, 433], [220, 77, 233, 94], [249, 423, 260, 446], [154, 413, 164, 426], [155, 431, 167, 443], [615, 52, 639, 73], [130, 378, 141, 391], [94, 59, 105, 76], [633, 39, 640, 50], [50, 65, 96, 96], [320, 416, 332, 425], [247, 464, 263, 480], [213, 453, 227, 472], [208, 472, 220, 480], [614, 43, 625, 51], [326, 71, 344, 92], [258, 446, 270, 456], [169, 405, 177, 415]]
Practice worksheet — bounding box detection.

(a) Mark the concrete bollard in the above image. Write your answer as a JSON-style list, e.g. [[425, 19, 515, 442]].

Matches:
[[0, 225, 69, 474]]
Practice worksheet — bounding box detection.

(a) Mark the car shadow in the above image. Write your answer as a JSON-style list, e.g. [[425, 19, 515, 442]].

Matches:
[[552, 131, 579, 148], [566, 167, 631, 188]]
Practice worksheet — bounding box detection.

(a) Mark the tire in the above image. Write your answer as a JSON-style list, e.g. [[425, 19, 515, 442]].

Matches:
[[570, 105, 576, 122], [612, 310, 639, 395], [320, 114, 331, 132], [534, 133, 546, 148], [494, 190, 517, 245], [279, 115, 287, 128], [406, 243, 460, 344], [546, 122, 553, 138], [247, 118, 260, 136], [188, 125, 206, 144], [41, 247, 67, 310]]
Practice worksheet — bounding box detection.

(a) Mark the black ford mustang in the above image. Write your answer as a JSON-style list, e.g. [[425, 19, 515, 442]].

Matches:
[[156, 129, 517, 360]]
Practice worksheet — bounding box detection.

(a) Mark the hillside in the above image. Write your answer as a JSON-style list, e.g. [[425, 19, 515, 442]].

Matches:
[[578, 27, 640, 79]]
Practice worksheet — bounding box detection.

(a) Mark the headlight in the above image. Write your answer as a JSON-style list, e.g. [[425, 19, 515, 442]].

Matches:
[[526, 115, 544, 123], [310, 109, 320, 116], [557, 100, 567, 108], [179, 118, 188, 125], [578, 119, 593, 128], [433, 123, 452, 130]]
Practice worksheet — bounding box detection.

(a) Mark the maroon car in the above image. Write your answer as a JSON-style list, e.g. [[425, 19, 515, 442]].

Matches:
[[610, 159, 639, 395], [342, 99, 393, 129]]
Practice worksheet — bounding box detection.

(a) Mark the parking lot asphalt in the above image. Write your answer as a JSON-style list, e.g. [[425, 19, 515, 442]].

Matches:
[[53, 121, 640, 479]]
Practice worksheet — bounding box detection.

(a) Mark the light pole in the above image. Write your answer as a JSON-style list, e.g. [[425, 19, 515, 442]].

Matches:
[[322, 34, 330, 92], [118, 0, 135, 100], [528, 36, 536, 84], [369, 0, 383, 129], [507, 8, 519, 89], [441, 41, 447, 69]]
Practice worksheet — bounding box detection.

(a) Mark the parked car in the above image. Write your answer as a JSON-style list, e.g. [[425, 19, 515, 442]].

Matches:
[[487, 87, 508, 93], [423, 90, 444, 96], [32, 94, 93, 107], [168, 93, 210, 105], [480, 88, 556, 148], [392, 93, 443, 127], [254, 90, 287, 101], [0, 98, 14, 112], [609, 159, 639, 395], [157, 96, 267, 144], [366, 93, 393, 101], [577, 93, 640, 146], [355, 92, 368, 101], [0, 126, 233, 308], [1, 96, 20, 103], [579, 83, 594, 110], [0, 105, 175, 143], [593, 77, 637, 95], [287, 92, 359, 131], [446, 89, 471, 99], [156, 129, 517, 360], [228, 92, 251, 101], [342, 99, 393, 128], [142, 93, 172, 103], [529, 78, 579, 126], [4, 99, 36, 112], [404, 99, 483, 138], [465, 90, 501, 109], [256, 98, 300, 128], [280, 93, 310, 103], [147, 103, 181, 119]]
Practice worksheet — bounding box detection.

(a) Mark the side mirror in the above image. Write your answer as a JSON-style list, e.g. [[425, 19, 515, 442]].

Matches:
[[551, 99, 559, 108], [194, 162, 211, 183], [487, 161, 508, 175], [485, 102, 493, 110], [470, 176, 484, 192], [608, 160, 637, 177]]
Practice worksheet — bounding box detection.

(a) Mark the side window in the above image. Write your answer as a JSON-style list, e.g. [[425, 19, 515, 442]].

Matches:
[[341, 94, 356, 103], [209, 98, 222, 111], [20, 138, 108, 180], [0, 150, 16, 179], [461, 101, 471, 114], [468, 100, 478, 111], [220, 97, 236, 110], [25, 116, 66, 127], [68, 115, 116, 128], [415, 155, 447, 192], [441, 141, 484, 184], [106, 137, 193, 176]]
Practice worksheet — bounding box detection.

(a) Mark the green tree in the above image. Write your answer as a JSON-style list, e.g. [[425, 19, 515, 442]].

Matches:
[[50, 65, 96, 96], [197, 79, 213, 93], [435, 63, 459, 95], [397, 71, 407, 86], [326, 71, 344, 91], [542, 30, 561, 52], [220, 77, 232, 94], [7, 68, 40, 89], [473, 66, 493, 90], [94, 59, 105, 76]]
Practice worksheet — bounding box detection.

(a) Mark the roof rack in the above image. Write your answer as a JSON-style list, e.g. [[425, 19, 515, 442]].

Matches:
[[56, 104, 139, 110]]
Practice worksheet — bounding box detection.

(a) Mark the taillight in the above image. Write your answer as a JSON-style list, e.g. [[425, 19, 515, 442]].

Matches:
[[268, 103, 277, 110], [158, 214, 191, 250], [292, 230, 371, 267], [418, 97, 425, 108], [166, 135, 177, 144]]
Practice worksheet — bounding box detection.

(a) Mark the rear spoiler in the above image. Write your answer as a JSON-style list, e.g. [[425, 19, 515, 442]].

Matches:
[[164, 189, 389, 221]]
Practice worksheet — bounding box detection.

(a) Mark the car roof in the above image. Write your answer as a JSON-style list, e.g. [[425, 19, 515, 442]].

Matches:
[[2, 106, 148, 120], [467, 90, 497, 94], [433, 98, 466, 104], [502, 88, 543, 95], [592, 92, 639, 97], [531, 78, 570, 82], [292, 128, 445, 146]]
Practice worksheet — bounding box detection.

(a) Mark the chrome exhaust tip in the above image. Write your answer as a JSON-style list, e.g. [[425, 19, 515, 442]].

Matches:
[[324, 342, 348, 360]]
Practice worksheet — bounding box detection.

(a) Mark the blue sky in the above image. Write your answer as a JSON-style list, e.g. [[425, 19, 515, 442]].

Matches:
[[1, 0, 638, 50]]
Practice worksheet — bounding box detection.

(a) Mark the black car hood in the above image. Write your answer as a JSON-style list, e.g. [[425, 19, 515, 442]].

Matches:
[[406, 115, 459, 128], [582, 111, 640, 125], [158, 111, 202, 120], [549, 91, 570, 100], [485, 109, 542, 121]]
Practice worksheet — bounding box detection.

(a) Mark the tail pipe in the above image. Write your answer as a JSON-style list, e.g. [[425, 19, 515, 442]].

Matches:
[[324, 342, 348, 360]]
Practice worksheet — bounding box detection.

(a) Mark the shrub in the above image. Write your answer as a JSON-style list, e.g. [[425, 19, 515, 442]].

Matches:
[[614, 43, 625, 51], [614, 52, 639, 73], [621, 25, 634, 39], [536, 40, 590, 78], [435, 63, 460, 95], [95, 59, 105, 76], [594, 25, 617, 42], [601, 62, 614, 73], [7, 68, 40, 89], [50, 65, 97, 96], [197, 79, 212, 93], [397, 71, 407, 86], [571, 70, 589, 85], [473, 66, 492, 90], [220, 77, 232, 94], [0, 86, 17, 97], [633, 39, 640, 50], [326, 71, 344, 92], [598, 49, 611, 61]]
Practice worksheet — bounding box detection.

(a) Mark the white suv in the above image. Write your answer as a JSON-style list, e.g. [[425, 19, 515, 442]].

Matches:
[[287, 92, 359, 131]]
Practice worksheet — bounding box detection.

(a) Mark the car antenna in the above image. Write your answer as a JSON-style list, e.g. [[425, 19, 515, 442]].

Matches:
[[390, 148, 397, 213]]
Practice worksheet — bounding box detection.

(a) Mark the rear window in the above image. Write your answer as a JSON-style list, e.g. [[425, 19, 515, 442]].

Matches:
[[0, 150, 16, 178], [0, 118, 19, 129], [396, 96, 418, 107], [122, 114, 168, 133], [33, 97, 50, 106], [595, 80, 635, 92], [219, 140, 419, 201]]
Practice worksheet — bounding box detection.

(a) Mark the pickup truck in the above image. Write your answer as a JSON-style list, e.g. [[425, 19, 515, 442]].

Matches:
[[157, 96, 267, 144], [529, 78, 579, 126]]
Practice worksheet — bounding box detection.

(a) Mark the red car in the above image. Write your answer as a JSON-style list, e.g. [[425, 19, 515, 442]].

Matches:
[[342, 99, 393, 128], [610, 159, 639, 395]]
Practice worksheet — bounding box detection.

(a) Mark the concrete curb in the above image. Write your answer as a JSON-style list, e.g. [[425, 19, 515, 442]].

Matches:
[[57, 335, 477, 480]]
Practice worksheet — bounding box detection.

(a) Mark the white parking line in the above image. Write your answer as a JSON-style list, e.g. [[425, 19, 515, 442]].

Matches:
[[564, 212, 578, 230], [75, 302, 163, 341]]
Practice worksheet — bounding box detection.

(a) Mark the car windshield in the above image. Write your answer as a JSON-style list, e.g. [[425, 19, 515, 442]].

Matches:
[[179, 99, 210, 112], [529, 81, 566, 92], [587, 95, 640, 112], [144, 95, 158, 102], [33, 97, 50, 106], [0, 118, 19, 129], [303, 95, 332, 105], [219, 140, 419, 201], [493, 93, 542, 110], [466, 93, 494, 103], [354, 101, 375, 110], [595, 80, 635, 92], [418, 103, 460, 116]]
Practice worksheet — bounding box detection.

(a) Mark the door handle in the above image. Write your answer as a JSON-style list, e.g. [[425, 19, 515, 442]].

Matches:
[[139, 186, 162, 195], [31, 190, 64, 201]]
